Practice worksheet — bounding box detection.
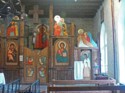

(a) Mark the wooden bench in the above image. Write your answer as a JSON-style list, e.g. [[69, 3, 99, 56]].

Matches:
[[47, 78, 117, 93], [48, 85, 125, 93], [18, 79, 40, 93]]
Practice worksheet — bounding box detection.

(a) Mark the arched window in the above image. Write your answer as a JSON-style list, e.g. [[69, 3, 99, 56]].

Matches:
[[100, 22, 108, 74], [117, 0, 125, 84]]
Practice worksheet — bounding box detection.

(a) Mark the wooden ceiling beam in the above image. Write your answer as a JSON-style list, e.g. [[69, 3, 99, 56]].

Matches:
[[53, 3, 100, 6], [61, 14, 95, 18], [20, 0, 103, 18], [53, 7, 98, 11], [54, 10, 96, 13]]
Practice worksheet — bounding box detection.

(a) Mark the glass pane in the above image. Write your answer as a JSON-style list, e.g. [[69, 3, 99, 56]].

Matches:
[[100, 22, 108, 74], [117, 0, 125, 84]]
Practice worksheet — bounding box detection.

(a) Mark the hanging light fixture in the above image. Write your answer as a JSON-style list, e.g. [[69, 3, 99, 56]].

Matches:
[[15, 0, 20, 5], [74, 0, 77, 2], [0, 0, 22, 17], [1, 0, 6, 3]]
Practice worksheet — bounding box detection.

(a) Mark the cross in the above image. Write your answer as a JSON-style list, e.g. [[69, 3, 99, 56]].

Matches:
[[29, 5, 44, 23]]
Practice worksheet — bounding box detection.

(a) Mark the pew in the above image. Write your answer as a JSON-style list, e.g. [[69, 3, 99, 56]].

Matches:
[[18, 79, 40, 93], [47, 78, 117, 93]]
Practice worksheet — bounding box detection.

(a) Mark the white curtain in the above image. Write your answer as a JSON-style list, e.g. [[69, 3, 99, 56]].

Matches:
[[74, 61, 84, 80]]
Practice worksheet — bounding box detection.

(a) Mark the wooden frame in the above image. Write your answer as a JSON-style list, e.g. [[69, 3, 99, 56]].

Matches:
[[24, 24, 30, 48], [74, 47, 100, 80], [33, 24, 48, 50], [24, 56, 34, 65], [74, 49, 92, 80], [26, 66, 34, 77], [24, 66, 36, 82], [53, 38, 70, 66], [5, 39, 18, 65], [6, 20, 20, 37]]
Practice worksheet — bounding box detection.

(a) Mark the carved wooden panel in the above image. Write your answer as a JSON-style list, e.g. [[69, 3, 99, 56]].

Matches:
[[3, 69, 20, 83], [23, 47, 48, 83], [23, 48, 36, 83], [37, 47, 48, 83], [5, 39, 19, 66], [49, 37, 74, 81], [49, 68, 73, 81], [50, 37, 73, 67]]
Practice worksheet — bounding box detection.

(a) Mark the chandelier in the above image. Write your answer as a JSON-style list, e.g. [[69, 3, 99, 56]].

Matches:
[[0, 0, 22, 18]]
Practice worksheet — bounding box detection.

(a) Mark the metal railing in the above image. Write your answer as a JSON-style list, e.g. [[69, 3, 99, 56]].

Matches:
[[18, 79, 40, 93]]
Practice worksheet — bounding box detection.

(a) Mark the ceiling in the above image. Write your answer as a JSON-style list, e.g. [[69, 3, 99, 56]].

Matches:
[[0, 0, 104, 18]]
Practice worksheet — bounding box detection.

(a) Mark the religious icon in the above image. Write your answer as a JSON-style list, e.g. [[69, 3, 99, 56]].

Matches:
[[26, 67, 34, 77], [80, 50, 91, 79], [54, 15, 68, 36], [77, 29, 97, 47], [39, 56, 46, 66], [26, 56, 34, 65], [33, 24, 48, 49], [6, 16, 19, 36], [38, 67, 46, 78], [7, 42, 18, 64], [55, 40, 69, 64]]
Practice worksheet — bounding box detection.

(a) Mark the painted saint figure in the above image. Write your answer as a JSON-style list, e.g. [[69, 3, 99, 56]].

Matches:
[[61, 18, 68, 36], [7, 43, 17, 62], [6, 21, 18, 36], [56, 41, 68, 63], [27, 57, 33, 65], [77, 29, 93, 47], [34, 24, 48, 49], [39, 67, 46, 78], [27, 67, 34, 77], [54, 15, 68, 36], [83, 54, 91, 79], [54, 15, 62, 36]]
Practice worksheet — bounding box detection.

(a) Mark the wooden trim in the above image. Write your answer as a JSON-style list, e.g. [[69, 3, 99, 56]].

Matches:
[[48, 85, 125, 91], [50, 79, 116, 85]]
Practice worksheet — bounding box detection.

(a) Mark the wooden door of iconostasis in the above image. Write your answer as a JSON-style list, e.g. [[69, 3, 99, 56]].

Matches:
[[22, 23, 49, 84]]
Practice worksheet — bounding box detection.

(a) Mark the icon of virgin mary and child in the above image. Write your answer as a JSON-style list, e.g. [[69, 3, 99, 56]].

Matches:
[[56, 41, 68, 63]]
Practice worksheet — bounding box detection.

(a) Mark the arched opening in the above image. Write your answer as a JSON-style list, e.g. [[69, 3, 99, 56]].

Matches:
[[100, 22, 108, 74]]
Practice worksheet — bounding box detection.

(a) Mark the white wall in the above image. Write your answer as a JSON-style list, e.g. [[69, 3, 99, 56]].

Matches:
[[94, 0, 115, 78]]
